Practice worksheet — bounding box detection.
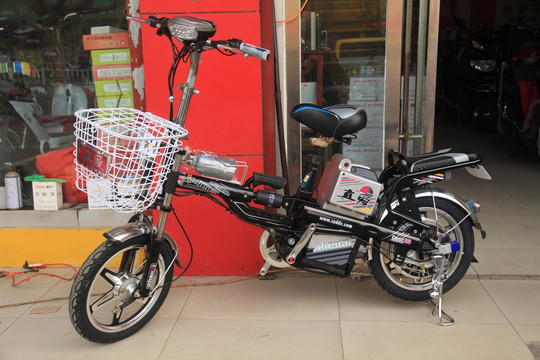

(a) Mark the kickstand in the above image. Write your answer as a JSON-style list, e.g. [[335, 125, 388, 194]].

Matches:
[[428, 256, 454, 326], [429, 296, 454, 326]]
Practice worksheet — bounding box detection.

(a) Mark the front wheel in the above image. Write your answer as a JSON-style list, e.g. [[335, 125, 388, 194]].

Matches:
[[369, 197, 475, 301], [69, 236, 174, 343]]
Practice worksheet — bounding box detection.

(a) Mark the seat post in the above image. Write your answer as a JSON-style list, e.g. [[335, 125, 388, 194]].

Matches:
[[297, 137, 330, 200]]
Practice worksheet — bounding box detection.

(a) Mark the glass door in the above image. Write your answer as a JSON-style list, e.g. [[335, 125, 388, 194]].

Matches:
[[298, 0, 441, 174], [394, 0, 440, 156], [300, 0, 388, 171]]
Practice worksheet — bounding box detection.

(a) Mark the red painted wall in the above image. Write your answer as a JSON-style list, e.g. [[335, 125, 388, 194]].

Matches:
[[139, 0, 271, 275]]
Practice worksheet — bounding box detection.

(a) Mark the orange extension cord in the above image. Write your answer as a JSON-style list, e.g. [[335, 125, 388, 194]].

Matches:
[[0, 262, 77, 287]]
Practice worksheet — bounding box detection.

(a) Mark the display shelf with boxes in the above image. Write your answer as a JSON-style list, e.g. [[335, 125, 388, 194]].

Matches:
[[82, 25, 133, 112]]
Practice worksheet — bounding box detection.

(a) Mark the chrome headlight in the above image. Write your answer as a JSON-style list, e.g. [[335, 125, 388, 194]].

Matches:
[[168, 16, 216, 42], [471, 40, 485, 50], [470, 59, 496, 72]]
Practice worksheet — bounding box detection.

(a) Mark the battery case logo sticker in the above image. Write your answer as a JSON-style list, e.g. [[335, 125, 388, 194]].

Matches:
[[356, 186, 374, 206], [337, 184, 375, 210]]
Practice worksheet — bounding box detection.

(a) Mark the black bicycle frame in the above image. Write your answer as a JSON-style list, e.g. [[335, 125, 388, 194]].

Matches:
[[137, 33, 483, 287], [168, 167, 427, 253]]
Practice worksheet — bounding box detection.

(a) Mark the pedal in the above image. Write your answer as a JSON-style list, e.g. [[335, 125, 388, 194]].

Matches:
[[258, 261, 275, 280], [259, 261, 272, 277], [253, 172, 287, 190]]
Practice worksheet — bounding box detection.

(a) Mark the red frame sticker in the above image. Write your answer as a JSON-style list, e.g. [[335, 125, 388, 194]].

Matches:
[[77, 139, 110, 176]]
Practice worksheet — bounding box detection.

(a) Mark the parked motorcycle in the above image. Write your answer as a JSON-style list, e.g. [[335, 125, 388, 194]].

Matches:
[[456, 23, 502, 130], [498, 20, 540, 157], [68, 15, 491, 343]]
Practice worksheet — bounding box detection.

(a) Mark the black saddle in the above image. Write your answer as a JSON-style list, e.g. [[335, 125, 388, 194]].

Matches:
[[405, 148, 480, 173], [290, 103, 367, 139]]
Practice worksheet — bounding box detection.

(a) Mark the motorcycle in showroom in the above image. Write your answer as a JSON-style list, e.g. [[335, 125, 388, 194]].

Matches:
[[455, 23, 502, 131], [498, 20, 540, 157]]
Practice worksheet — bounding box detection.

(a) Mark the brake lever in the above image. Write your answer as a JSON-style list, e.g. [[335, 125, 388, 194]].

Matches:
[[215, 43, 246, 57], [126, 16, 148, 25]]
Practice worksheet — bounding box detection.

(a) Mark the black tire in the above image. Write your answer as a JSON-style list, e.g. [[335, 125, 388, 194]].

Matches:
[[69, 236, 174, 343], [472, 96, 496, 131], [369, 197, 475, 301]]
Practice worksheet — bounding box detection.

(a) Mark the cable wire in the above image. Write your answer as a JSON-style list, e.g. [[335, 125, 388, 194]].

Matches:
[[276, 0, 310, 23], [0, 263, 77, 287]]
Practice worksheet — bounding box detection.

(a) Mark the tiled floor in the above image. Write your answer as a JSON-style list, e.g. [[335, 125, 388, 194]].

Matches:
[[1, 118, 540, 359], [0, 271, 539, 359]]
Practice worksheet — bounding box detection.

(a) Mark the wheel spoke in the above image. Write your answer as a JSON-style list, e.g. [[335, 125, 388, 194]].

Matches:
[[89, 291, 115, 314], [100, 268, 120, 286], [111, 309, 123, 326]]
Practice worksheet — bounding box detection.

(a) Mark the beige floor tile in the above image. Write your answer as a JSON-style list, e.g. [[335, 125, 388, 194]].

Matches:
[[160, 318, 343, 360], [464, 264, 479, 278], [337, 278, 508, 324], [0, 267, 73, 318], [337, 277, 436, 323], [0, 301, 32, 319], [0, 317, 175, 360], [180, 276, 339, 320], [481, 280, 540, 325], [341, 321, 533, 360], [439, 169, 504, 197], [0, 318, 16, 335], [472, 192, 537, 216], [475, 215, 540, 248], [21, 278, 73, 319], [155, 286, 193, 319], [514, 325, 540, 343], [472, 248, 540, 276], [514, 193, 540, 213], [22, 299, 69, 320], [494, 176, 540, 197]]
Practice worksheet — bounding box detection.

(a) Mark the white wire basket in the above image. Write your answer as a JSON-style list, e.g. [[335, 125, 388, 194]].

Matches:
[[73, 108, 188, 212]]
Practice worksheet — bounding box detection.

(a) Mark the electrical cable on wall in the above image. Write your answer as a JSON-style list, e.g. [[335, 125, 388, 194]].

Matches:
[[276, 0, 310, 23]]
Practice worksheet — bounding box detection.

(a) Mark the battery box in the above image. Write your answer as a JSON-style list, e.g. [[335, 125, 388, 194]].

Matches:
[[317, 154, 382, 217]]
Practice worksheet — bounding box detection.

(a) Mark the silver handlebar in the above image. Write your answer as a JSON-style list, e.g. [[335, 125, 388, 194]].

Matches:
[[239, 43, 270, 61], [127, 16, 270, 61]]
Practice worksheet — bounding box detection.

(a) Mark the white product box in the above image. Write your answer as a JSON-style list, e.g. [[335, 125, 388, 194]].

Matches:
[[87, 179, 111, 210], [32, 182, 63, 210]]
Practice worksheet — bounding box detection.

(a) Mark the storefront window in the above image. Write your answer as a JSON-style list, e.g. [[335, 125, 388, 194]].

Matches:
[[300, 0, 387, 171], [0, 0, 127, 207]]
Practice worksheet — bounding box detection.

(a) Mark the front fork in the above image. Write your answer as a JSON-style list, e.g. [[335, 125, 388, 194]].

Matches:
[[138, 149, 186, 297]]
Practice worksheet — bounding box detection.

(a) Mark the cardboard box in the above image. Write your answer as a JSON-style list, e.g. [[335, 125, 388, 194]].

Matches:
[[32, 182, 63, 210], [91, 26, 126, 35], [87, 179, 111, 210], [91, 48, 130, 66], [83, 32, 129, 50], [94, 79, 133, 97], [96, 94, 134, 108], [92, 64, 132, 81]]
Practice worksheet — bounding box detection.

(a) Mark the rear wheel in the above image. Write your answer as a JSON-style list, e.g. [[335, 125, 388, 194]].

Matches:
[[369, 197, 474, 301], [69, 236, 174, 343]]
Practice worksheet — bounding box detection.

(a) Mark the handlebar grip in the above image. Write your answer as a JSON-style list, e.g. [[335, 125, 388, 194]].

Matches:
[[253, 190, 283, 208], [239, 43, 270, 61], [147, 15, 169, 29], [147, 15, 161, 27]]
